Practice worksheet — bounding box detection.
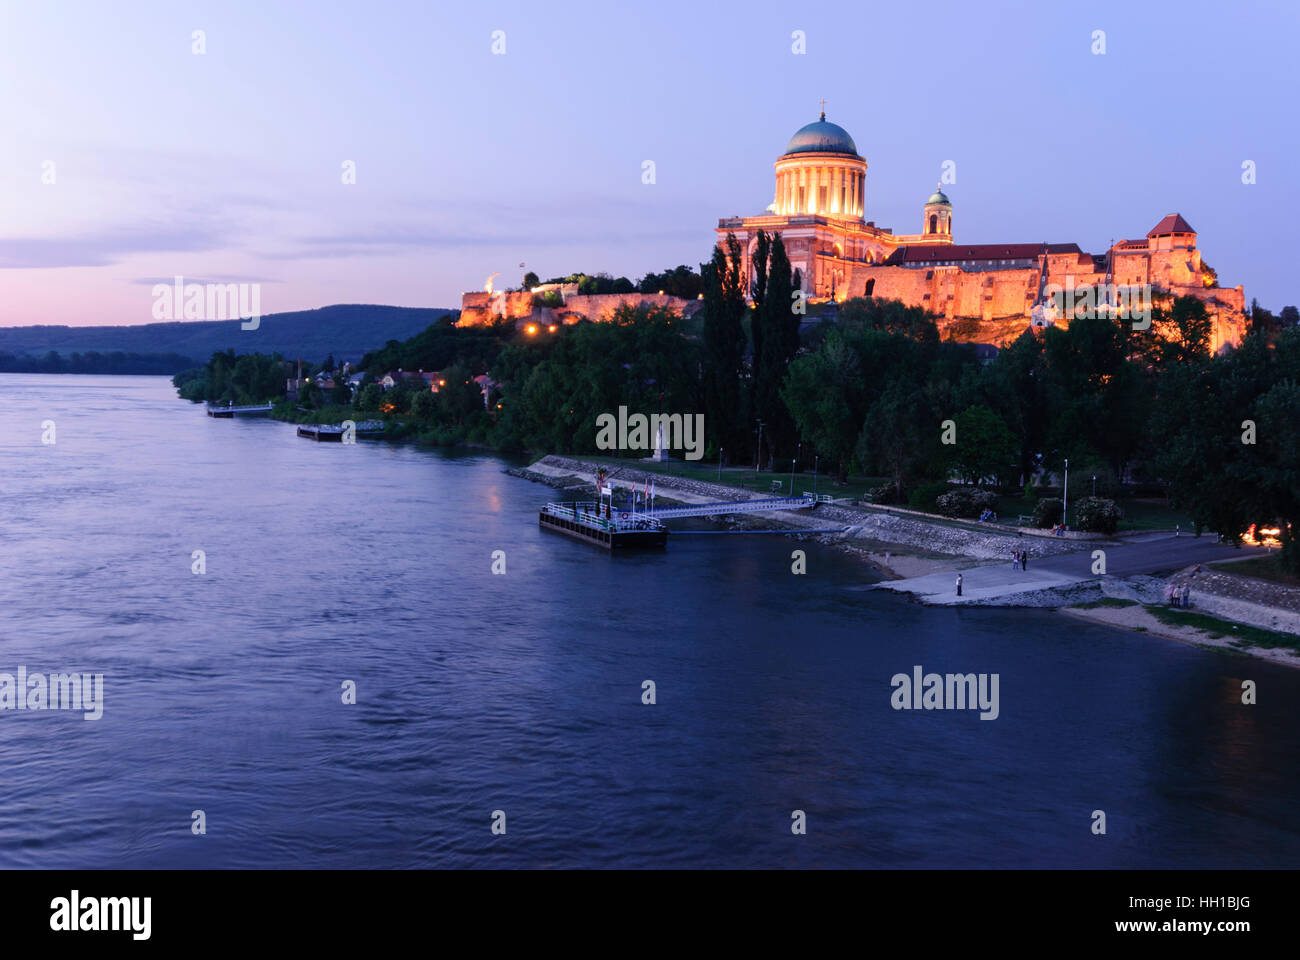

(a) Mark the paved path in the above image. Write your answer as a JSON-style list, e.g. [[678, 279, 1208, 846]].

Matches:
[[876, 534, 1265, 605]]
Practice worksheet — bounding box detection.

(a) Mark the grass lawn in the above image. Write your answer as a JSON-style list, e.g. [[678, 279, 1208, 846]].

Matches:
[[1114, 499, 1196, 532], [1144, 605, 1300, 651], [1212, 555, 1300, 587], [995, 495, 1195, 532], [583, 454, 885, 501]]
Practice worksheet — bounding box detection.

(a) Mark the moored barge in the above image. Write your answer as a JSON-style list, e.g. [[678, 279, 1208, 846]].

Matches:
[[539, 501, 668, 550], [297, 420, 384, 441]]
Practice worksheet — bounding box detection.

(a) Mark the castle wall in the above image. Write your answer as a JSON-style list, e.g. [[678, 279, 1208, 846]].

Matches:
[[847, 252, 1245, 350], [457, 291, 701, 328]]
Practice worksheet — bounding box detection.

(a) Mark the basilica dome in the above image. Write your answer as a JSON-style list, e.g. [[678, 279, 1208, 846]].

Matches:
[[782, 114, 859, 157]]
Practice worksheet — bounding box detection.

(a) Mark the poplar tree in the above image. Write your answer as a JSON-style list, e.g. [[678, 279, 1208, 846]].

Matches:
[[754, 232, 798, 465], [700, 234, 748, 458]]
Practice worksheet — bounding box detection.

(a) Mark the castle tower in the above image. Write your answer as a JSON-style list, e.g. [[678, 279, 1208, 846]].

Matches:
[[923, 183, 952, 238]]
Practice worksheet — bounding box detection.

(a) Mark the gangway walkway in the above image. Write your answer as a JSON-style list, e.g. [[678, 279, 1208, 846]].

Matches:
[[643, 495, 821, 520]]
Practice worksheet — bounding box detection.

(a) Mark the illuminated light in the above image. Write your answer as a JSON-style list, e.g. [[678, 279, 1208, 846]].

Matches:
[[658, 290, 664, 295], [547, 325, 557, 333], [496, 403, 503, 409], [438, 379, 445, 386], [525, 324, 538, 335]]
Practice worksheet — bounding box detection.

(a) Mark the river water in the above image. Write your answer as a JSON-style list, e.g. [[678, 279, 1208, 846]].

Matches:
[[0, 374, 1296, 868]]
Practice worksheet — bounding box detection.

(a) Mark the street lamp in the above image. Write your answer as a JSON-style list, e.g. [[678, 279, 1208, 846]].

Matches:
[[754, 420, 765, 472], [718, 447, 724, 484], [813, 455, 819, 497], [1091, 474, 1096, 498], [1063, 458, 1069, 530], [790, 442, 801, 497]]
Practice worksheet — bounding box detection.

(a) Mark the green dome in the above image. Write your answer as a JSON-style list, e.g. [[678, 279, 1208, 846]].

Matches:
[[782, 114, 859, 157], [926, 185, 951, 206]]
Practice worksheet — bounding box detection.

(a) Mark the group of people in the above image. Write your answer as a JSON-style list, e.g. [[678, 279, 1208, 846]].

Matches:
[[1166, 583, 1192, 608], [1050, 523, 1070, 537], [1010, 549, 1028, 571], [978, 508, 999, 522]]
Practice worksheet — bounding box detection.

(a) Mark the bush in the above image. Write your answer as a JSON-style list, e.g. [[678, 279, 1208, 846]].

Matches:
[[1074, 497, 1123, 534], [908, 481, 950, 512], [1033, 497, 1063, 528], [867, 483, 902, 505], [936, 487, 999, 518]]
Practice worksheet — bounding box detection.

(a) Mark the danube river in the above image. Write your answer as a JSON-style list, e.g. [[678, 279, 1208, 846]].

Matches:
[[0, 375, 1296, 868]]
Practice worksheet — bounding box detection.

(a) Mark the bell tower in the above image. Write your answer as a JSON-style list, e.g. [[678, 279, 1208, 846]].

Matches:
[[923, 183, 952, 239]]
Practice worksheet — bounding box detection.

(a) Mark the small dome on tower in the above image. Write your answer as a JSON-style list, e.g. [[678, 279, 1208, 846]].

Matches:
[[926, 184, 951, 206]]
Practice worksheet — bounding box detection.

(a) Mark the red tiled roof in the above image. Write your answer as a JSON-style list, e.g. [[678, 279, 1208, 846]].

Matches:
[[886, 242, 1081, 264], [1147, 213, 1195, 237]]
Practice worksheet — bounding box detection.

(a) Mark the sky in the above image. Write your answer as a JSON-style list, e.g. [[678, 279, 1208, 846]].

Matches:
[[1, 0, 1297, 326]]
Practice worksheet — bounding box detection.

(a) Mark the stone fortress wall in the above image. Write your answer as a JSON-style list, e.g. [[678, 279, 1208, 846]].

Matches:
[[458, 291, 702, 329]]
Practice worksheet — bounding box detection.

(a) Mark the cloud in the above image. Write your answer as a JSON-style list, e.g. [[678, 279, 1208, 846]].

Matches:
[[127, 275, 283, 285], [0, 224, 230, 269]]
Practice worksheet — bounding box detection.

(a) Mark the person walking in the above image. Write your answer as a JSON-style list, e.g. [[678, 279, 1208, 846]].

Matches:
[[1011, 549, 1018, 569], [1020, 550, 1027, 572], [956, 573, 963, 597]]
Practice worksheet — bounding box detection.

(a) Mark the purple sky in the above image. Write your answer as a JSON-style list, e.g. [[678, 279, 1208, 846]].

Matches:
[[2, 0, 1296, 326]]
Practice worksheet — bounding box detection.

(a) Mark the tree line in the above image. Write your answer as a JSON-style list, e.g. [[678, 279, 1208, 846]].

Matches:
[[170, 233, 1300, 571], [1, 350, 195, 375]]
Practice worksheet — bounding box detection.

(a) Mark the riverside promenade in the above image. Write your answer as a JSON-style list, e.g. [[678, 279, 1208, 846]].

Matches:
[[877, 533, 1265, 605]]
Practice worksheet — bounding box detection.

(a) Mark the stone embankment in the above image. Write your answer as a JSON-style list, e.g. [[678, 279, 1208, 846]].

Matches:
[[1169, 563, 1300, 635], [514, 455, 1101, 563]]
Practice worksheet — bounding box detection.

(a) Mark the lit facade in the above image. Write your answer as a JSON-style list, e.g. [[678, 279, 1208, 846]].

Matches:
[[718, 113, 1246, 350]]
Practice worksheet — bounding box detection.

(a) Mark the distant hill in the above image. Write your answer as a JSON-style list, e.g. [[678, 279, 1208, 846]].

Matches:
[[0, 304, 454, 368]]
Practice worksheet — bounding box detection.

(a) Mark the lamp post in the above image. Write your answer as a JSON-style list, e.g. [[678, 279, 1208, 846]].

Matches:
[[813, 455, 819, 497], [1063, 458, 1069, 530], [1092, 474, 1096, 498], [754, 420, 765, 472], [790, 443, 801, 497], [717, 447, 724, 484]]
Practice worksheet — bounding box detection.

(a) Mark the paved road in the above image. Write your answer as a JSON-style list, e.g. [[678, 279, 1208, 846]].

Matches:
[[876, 533, 1265, 605]]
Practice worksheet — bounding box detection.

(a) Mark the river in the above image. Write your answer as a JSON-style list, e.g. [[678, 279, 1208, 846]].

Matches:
[[0, 374, 1296, 867]]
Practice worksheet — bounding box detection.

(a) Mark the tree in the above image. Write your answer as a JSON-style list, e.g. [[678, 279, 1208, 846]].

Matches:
[[943, 404, 1017, 486], [438, 364, 485, 427], [753, 233, 799, 464], [523, 271, 540, 290], [856, 378, 931, 499], [700, 235, 748, 456], [355, 383, 383, 413], [1151, 328, 1300, 571], [981, 329, 1047, 487], [1153, 295, 1213, 364], [410, 389, 438, 422], [782, 332, 864, 482]]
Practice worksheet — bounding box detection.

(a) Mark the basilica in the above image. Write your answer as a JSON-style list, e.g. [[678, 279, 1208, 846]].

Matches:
[[717, 111, 1246, 350]]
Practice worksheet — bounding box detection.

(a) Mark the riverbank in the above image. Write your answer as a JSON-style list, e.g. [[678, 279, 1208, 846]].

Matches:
[[514, 454, 1300, 671], [517, 454, 1090, 579], [1062, 601, 1300, 669]]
